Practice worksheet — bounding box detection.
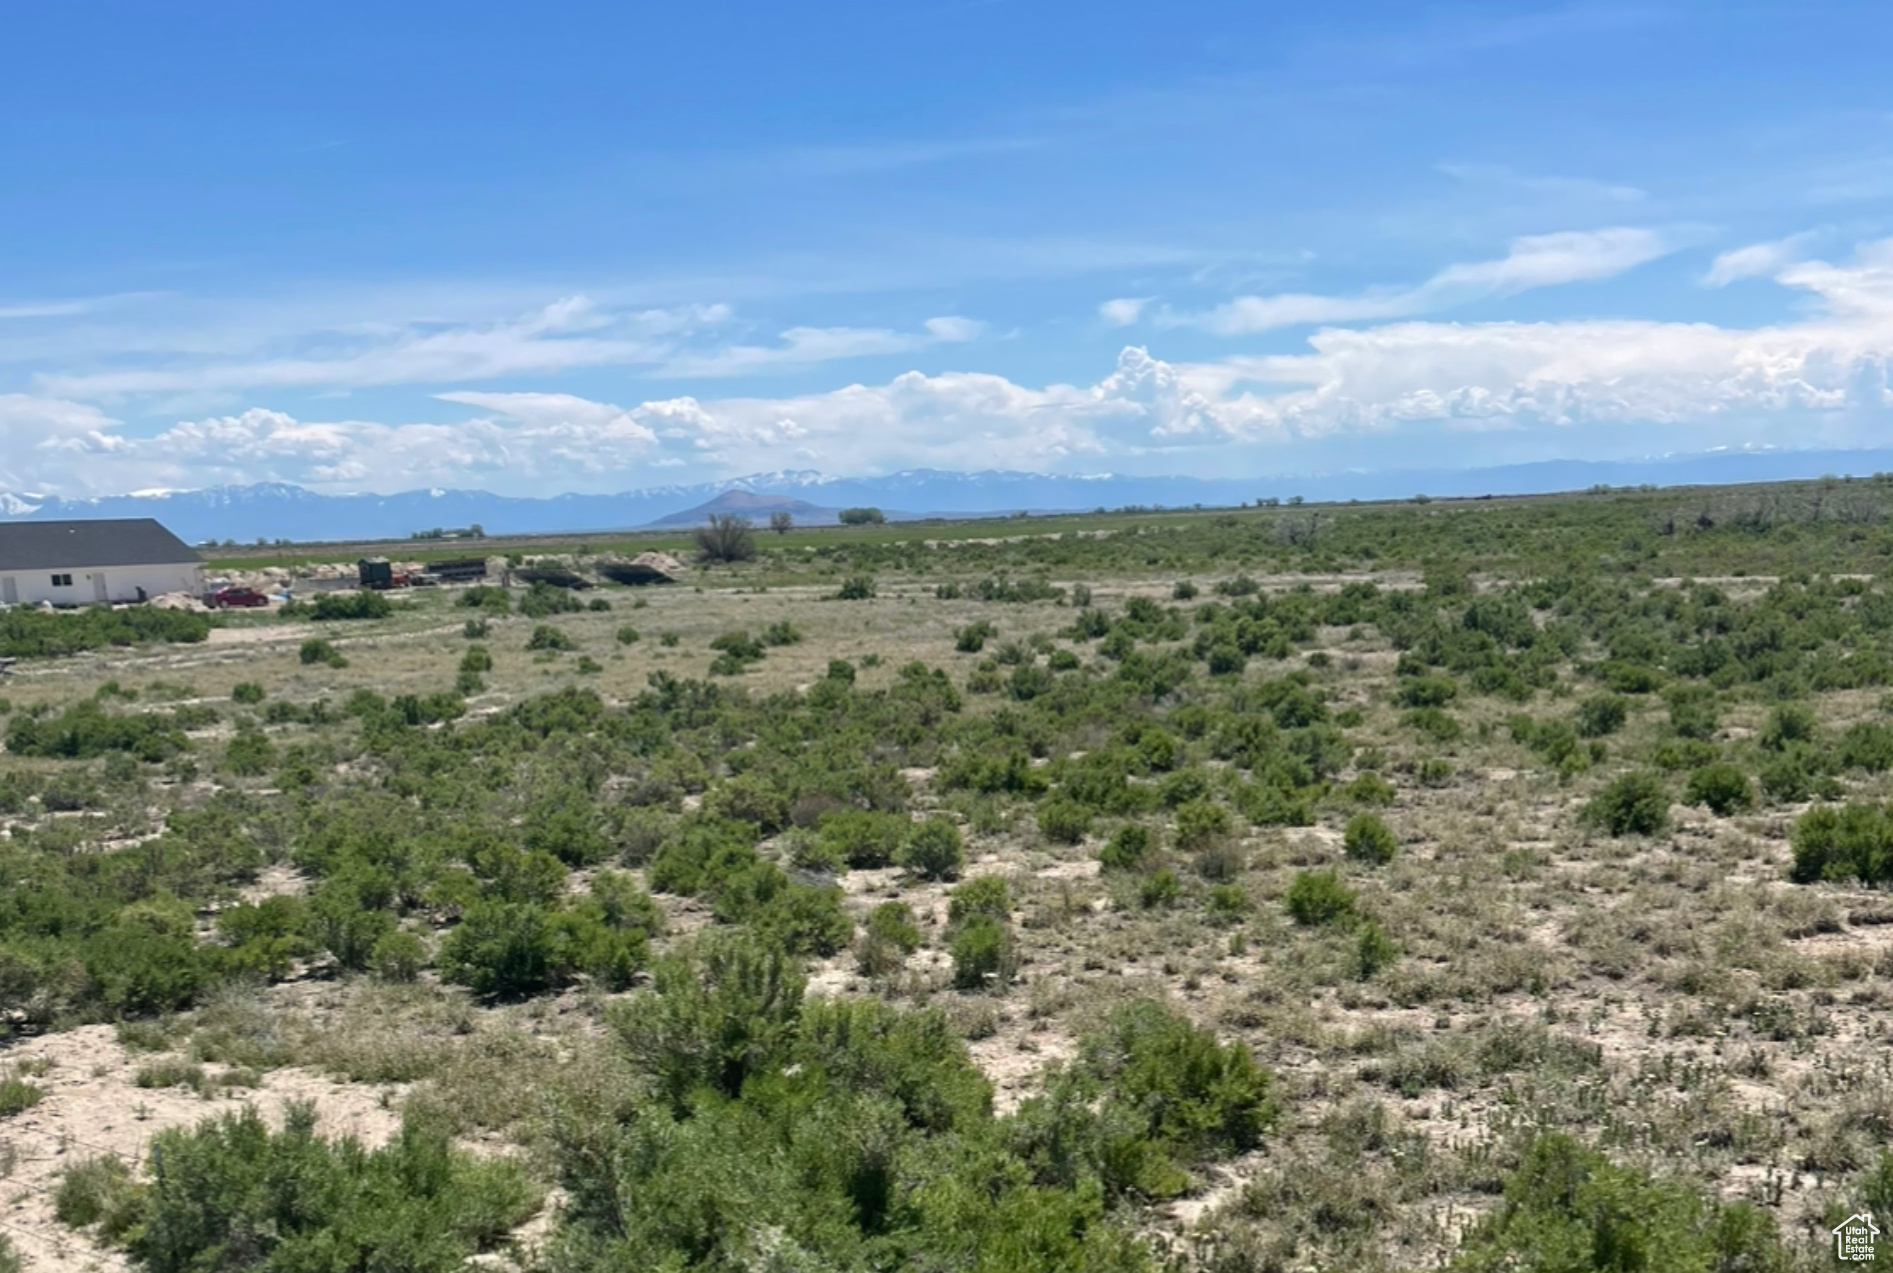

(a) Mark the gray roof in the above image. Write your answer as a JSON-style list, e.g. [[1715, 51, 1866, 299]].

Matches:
[[0, 519, 203, 572]]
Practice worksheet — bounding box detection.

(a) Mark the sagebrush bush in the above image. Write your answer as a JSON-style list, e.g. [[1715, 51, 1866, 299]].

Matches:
[[1453, 1133, 1782, 1273], [526, 624, 575, 652], [1037, 796, 1093, 845], [107, 1104, 538, 1270], [305, 589, 392, 621], [897, 817, 964, 880], [950, 914, 1016, 991], [1684, 762, 1754, 816], [1403, 706, 1462, 742], [856, 900, 922, 976], [1173, 799, 1231, 851], [1354, 921, 1400, 979], [1574, 694, 1628, 738], [1343, 812, 1398, 864], [1285, 869, 1357, 926], [1139, 869, 1180, 909], [299, 637, 347, 667], [1584, 771, 1669, 836], [1100, 823, 1154, 872], [1790, 802, 1893, 885], [1760, 702, 1818, 751]]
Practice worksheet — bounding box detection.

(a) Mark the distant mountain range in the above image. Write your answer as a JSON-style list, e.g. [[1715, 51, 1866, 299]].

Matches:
[[3, 448, 1892, 545]]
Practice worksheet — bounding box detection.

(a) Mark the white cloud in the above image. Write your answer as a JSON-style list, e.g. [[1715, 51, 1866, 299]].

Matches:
[[655, 316, 983, 378], [30, 298, 962, 398], [1436, 162, 1645, 203], [12, 236, 1893, 496], [38, 297, 680, 398], [1166, 227, 1675, 334], [1705, 232, 1820, 287], [1099, 297, 1150, 327]]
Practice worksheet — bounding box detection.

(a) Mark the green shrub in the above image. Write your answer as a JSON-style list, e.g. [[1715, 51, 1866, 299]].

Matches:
[[5, 699, 190, 761], [371, 930, 428, 982], [1574, 694, 1628, 738], [460, 644, 493, 672], [462, 617, 490, 638], [1343, 772, 1397, 805], [1684, 762, 1754, 816], [0, 1074, 43, 1116], [230, 681, 265, 704], [954, 620, 997, 653], [615, 624, 641, 645], [526, 624, 575, 652], [1285, 869, 1357, 926], [1838, 720, 1893, 772], [1206, 884, 1249, 923], [518, 580, 585, 618], [856, 901, 922, 975], [1343, 812, 1398, 864], [0, 604, 209, 659], [1403, 706, 1462, 742], [1139, 869, 1180, 909], [440, 901, 646, 998], [948, 875, 1011, 929], [1100, 823, 1154, 872], [458, 585, 512, 614], [760, 620, 802, 646], [1760, 702, 1818, 751], [815, 809, 909, 868], [1452, 1132, 1782, 1273], [950, 914, 1015, 991], [54, 1155, 142, 1238], [1173, 799, 1231, 851], [224, 730, 275, 777], [826, 658, 856, 682], [1173, 580, 1199, 600], [308, 589, 393, 621], [835, 575, 877, 600], [897, 817, 965, 880], [1078, 999, 1275, 1170], [1395, 675, 1457, 708], [299, 637, 347, 667], [115, 1104, 537, 1270], [1353, 921, 1401, 978], [1790, 802, 1893, 885], [1037, 797, 1093, 845], [1584, 771, 1669, 836]]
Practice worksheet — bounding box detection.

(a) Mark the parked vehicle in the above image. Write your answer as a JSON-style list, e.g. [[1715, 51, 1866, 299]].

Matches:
[[209, 586, 270, 608]]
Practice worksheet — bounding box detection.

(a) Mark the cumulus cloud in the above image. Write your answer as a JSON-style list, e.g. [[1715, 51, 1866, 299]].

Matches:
[[1705, 233, 1820, 287], [0, 395, 131, 491], [1165, 227, 1674, 334], [11, 235, 1893, 496]]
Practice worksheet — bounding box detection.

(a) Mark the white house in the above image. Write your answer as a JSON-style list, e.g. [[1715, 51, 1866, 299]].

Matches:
[[0, 519, 204, 607]]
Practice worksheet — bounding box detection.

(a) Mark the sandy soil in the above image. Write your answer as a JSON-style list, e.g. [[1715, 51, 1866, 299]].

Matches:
[[0, 1026, 404, 1273]]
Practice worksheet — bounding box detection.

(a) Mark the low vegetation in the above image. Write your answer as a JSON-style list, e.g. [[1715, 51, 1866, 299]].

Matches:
[[8, 478, 1893, 1268]]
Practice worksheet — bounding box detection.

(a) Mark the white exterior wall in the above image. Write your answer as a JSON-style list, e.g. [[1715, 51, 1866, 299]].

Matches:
[[0, 561, 203, 608]]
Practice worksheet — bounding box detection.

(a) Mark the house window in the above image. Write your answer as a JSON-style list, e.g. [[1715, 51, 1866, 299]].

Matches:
[[50, 574, 73, 587]]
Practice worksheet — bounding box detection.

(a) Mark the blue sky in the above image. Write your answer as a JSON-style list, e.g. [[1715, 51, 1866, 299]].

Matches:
[[3, 0, 1893, 496]]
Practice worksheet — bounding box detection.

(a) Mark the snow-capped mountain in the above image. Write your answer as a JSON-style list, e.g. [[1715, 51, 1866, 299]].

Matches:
[[4, 448, 1892, 545]]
